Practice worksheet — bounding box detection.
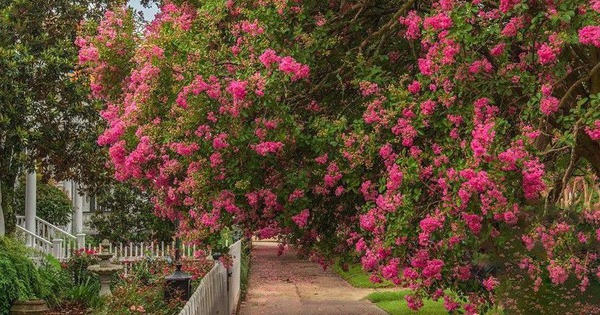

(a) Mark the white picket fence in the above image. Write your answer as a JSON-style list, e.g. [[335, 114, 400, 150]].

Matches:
[[178, 240, 242, 315], [83, 241, 201, 262]]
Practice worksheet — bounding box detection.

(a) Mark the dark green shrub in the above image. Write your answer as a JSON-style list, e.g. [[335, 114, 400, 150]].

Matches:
[[0, 237, 70, 315], [14, 180, 73, 226], [36, 255, 72, 307], [89, 182, 174, 244]]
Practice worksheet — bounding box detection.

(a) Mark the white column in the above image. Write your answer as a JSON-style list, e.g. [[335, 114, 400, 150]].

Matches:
[[25, 170, 37, 246], [64, 180, 73, 233], [73, 182, 83, 235]]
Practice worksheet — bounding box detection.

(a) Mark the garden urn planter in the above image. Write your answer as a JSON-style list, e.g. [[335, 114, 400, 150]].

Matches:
[[9, 299, 49, 315]]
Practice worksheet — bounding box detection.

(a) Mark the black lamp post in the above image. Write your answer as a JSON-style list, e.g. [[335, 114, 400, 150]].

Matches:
[[164, 221, 192, 301]]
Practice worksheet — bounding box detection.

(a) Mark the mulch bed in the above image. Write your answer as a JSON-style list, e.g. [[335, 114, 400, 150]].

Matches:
[[47, 302, 89, 315]]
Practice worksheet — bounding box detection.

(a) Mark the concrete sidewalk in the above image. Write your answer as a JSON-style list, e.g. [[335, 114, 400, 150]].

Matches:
[[238, 242, 388, 315]]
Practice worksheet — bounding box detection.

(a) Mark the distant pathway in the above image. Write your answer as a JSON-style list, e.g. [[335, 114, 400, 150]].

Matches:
[[238, 242, 388, 315]]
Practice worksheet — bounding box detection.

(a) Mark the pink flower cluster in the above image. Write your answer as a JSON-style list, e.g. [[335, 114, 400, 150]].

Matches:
[[540, 96, 560, 115], [226, 80, 248, 100], [292, 209, 310, 228], [579, 26, 600, 47], [585, 121, 600, 140], [252, 141, 284, 156], [522, 159, 546, 200], [259, 49, 310, 81]]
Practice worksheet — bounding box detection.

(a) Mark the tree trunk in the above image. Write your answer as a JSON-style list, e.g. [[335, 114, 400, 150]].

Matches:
[[0, 184, 4, 236], [0, 178, 16, 236]]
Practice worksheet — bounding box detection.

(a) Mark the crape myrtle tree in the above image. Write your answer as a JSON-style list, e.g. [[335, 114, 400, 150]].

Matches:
[[79, 0, 600, 313], [0, 0, 119, 236], [77, 0, 413, 255]]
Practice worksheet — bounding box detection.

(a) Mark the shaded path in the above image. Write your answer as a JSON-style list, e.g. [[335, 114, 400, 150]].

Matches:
[[238, 242, 388, 315]]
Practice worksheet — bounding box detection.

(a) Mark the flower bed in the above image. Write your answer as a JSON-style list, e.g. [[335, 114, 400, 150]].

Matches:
[[47, 251, 214, 315]]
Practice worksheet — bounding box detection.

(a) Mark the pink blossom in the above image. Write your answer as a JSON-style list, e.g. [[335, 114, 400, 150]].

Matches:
[[420, 99, 436, 116], [212, 133, 229, 150], [443, 295, 460, 311], [226, 80, 248, 100], [420, 216, 444, 233], [210, 152, 223, 167], [278, 56, 310, 81], [522, 159, 546, 199], [483, 276, 499, 291], [500, 0, 521, 13], [386, 164, 403, 191], [503, 211, 518, 225], [379, 144, 394, 160], [592, 0, 600, 12], [585, 121, 600, 140], [579, 26, 600, 47], [407, 80, 421, 94], [259, 49, 281, 68], [463, 213, 483, 234], [359, 212, 377, 232], [490, 43, 506, 56], [171, 142, 198, 156], [422, 259, 444, 279], [418, 58, 434, 76], [292, 209, 310, 228], [398, 11, 422, 39], [252, 141, 284, 155], [78, 46, 99, 64], [359, 81, 379, 96], [547, 263, 569, 285], [239, 19, 264, 36], [381, 259, 399, 279], [423, 13, 452, 30], [537, 43, 557, 65], [406, 295, 424, 311], [501, 17, 524, 37], [403, 267, 419, 280], [315, 153, 328, 164]]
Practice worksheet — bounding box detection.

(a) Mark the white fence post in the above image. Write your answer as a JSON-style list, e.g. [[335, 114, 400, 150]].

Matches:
[[76, 233, 86, 249], [177, 239, 243, 315], [52, 238, 64, 260]]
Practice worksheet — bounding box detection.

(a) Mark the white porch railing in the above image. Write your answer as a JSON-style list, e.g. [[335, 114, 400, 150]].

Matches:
[[178, 240, 243, 315], [15, 225, 53, 256], [16, 215, 83, 260]]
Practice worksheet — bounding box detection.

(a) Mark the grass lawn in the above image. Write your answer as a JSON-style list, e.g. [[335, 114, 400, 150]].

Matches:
[[332, 260, 395, 288], [367, 290, 448, 315]]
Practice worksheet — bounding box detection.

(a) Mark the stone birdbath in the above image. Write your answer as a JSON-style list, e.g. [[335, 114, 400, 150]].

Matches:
[[87, 239, 123, 297]]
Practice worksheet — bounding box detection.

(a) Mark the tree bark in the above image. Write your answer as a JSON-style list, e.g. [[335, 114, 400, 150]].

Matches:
[[0, 184, 4, 236], [0, 178, 16, 236]]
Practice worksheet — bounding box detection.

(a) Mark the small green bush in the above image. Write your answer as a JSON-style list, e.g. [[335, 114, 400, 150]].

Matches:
[[63, 276, 102, 308], [65, 248, 99, 286]]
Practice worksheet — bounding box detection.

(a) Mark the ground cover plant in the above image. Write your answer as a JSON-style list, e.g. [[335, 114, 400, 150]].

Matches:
[[79, 0, 600, 313]]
